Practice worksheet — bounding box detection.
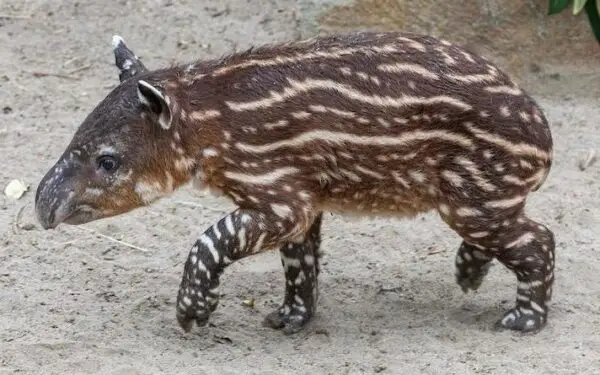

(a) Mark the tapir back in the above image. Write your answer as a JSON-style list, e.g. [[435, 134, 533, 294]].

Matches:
[[166, 32, 552, 217]]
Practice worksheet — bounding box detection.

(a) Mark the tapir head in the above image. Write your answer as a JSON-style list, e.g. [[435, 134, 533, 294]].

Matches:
[[35, 36, 191, 229]]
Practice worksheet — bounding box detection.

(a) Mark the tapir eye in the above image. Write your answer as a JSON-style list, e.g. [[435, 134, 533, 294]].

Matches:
[[97, 155, 119, 172]]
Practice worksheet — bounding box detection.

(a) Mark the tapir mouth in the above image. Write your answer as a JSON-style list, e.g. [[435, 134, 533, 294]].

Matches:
[[36, 196, 98, 229], [35, 189, 75, 230], [35, 164, 100, 229], [62, 206, 98, 225]]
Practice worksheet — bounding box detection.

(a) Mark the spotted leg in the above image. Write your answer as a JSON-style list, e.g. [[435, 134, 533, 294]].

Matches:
[[175, 198, 318, 332], [494, 216, 555, 332], [264, 213, 323, 334], [439, 197, 555, 333], [455, 241, 494, 293]]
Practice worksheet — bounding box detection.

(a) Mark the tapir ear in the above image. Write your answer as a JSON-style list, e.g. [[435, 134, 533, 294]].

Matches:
[[112, 35, 148, 82], [137, 80, 173, 130]]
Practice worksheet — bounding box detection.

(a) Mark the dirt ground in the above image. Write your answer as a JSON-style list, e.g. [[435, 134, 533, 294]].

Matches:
[[1, 0, 600, 374]]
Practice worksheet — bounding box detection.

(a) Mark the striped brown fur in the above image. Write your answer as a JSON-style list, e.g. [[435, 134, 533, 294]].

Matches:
[[35, 31, 555, 335]]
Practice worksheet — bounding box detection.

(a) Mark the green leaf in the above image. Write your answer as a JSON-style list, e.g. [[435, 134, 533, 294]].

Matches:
[[584, 0, 600, 42], [548, 0, 571, 14], [573, 0, 588, 15]]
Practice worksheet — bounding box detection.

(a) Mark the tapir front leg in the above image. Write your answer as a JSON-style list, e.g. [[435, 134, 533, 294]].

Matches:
[[175, 202, 317, 332], [264, 212, 323, 334]]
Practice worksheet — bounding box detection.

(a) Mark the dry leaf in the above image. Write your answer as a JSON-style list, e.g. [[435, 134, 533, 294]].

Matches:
[[242, 299, 255, 308], [4, 179, 29, 200]]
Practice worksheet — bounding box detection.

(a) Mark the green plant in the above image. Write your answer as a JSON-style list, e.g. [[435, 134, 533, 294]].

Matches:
[[548, 0, 600, 42]]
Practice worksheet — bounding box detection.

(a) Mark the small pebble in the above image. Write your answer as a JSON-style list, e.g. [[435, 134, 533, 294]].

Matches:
[[4, 179, 28, 200]]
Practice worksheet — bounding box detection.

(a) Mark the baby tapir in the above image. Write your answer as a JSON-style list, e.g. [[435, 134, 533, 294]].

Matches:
[[35, 31, 555, 335]]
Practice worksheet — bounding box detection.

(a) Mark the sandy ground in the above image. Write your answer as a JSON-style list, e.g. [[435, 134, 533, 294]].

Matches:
[[1, 1, 600, 374]]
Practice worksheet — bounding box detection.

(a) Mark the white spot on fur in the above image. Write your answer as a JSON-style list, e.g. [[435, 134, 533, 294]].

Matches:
[[530, 301, 545, 315], [506, 232, 535, 249], [297, 191, 311, 201], [304, 254, 315, 266], [438, 203, 450, 216], [456, 207, 482, 217], [291, 111, 312, 119], [392, 171, 410, 188], [425, 157, 437, 166], [225, 215, 235, 235], [135, 179, 165, 204], [264, 119, 289, 130], [519, 111, 531, 122], [175, 156, 196, 171], [398, 37, 426, 51], [484, 195, 525, 209], [520, 159, 534, 169], [441, 170, 463, 187], [202, 148, 219, 158], [377, 62, 439, 80], [271, 203, 292, 218], [469, 231, 489, 238], [252, 233, 267, 253], [189, 109, 221, 121], [376, 117, 391, 127], [339, 66, 352, 75], [224, 167, 299, 185], [408, 170, 426, 183], [355, 164, 384, 179], [200, 234, 220, 263]]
